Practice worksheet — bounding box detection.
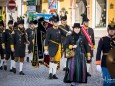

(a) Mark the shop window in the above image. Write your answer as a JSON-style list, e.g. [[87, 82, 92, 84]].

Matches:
[[95, 0, 107, 28]]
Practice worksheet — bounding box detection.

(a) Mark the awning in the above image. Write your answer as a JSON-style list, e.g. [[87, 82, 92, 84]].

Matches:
[[0, 0, 8, 6]]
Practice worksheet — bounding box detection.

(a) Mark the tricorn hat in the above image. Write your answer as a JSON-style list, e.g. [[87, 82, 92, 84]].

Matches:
[[72, 23, 81, 28]]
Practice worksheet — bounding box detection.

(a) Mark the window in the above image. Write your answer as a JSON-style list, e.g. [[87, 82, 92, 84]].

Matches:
[[95, 0, 107, 28]]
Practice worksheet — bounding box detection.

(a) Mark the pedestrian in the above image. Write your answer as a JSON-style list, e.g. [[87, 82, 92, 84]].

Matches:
[[2, 20, 14, 71], [0, 20, 5, 70], [63, 23, 91, 86], [59, 14, 72, 71], [44, 14, 70, 79], [26, 21, 35, 62], [81, 15, 95, 76], [11, 19, 28, 75], [96, 24, 115, 86]]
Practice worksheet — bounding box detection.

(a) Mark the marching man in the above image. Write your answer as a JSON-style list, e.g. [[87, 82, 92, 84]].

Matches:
[[0, 20, 5, 70], [11, 19, 28, 75], [2, 20, 14, 71], [81, 15, 95, 76], [96, 24, 115, 86], [44, 14, 71, 79]]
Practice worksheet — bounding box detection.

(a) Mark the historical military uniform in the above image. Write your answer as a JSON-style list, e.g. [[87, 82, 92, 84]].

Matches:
[[44, 14, 68, 79], [96, 25, 115, 86], [81, 15, 95, 76], [12, 19, 27, 75], [0, 20, 5, 70], [26, 21, 35, 62], [2, 20, 14, 71]]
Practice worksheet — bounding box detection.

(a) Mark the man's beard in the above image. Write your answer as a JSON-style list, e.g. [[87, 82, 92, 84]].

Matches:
[[19, 27, 24, 31], [9, 27, 13, 29]]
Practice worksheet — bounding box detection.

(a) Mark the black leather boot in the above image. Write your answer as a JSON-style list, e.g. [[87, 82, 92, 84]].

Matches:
[[4, 65, 7, 71], [19, 71, 25, 75], [0, 66, 3, 70], [87, 72, 91, 77], [49, 73, 53, 79], [53, 74, 58, 79], [12, 68, 16, 74], [27, 57, 29, 62]]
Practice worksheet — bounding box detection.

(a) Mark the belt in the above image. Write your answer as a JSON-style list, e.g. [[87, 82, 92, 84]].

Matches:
[[103, 53, 108, 55], [50, 40, 61, 45]]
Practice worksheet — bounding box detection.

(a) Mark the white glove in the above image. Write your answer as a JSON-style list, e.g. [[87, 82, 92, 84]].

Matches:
[[96, 65, 102, 73], [67, 31, 72, 35], [44, 50, 49, 55], [11, 48, 15, 52]]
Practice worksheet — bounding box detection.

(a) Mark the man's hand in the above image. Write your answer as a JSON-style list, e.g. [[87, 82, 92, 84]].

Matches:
[[2, 46, 5, 49], [67, 31, 72, 35], [44, 50, 49, 55], [87, 57, 91, 61], [11, 48, 15, 52], [72, 45, 77, 48]]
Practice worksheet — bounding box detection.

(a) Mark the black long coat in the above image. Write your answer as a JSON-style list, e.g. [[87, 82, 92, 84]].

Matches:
[[96, 36, 115, 67], [82, 27, 95, 57], [2, 29, 13, 53], [45, 27, 66, 57], [11, 29, 26, 57], [0, 30, 4, 56]]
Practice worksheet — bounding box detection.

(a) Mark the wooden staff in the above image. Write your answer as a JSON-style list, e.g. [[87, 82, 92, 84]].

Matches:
[[41, 20, 69, 33]]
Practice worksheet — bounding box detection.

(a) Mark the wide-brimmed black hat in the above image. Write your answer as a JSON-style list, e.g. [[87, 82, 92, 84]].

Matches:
[[29, 21, 34, 24], [18, 20, 24, 25], [33, 20, 38, 25], [72, 23, 81, 28], [0, 20, 4, 26], [60, 15, 67, 21], [108, 25, 115, 30], [81, 14, 89, 23], [8, 20, 13, 24], [52, 14, 59, 22]]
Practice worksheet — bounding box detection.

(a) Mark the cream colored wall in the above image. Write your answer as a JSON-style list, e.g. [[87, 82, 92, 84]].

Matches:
[[42, 2, 49, 13], [108, 0, 115, 24]]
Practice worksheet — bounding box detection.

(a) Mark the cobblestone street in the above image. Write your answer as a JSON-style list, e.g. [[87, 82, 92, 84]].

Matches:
[[0, 39, 103, 86]]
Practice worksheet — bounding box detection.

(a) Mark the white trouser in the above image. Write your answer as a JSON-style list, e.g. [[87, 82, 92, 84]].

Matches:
[[61, 53, 67, 68], [49, 62, 57, 75]]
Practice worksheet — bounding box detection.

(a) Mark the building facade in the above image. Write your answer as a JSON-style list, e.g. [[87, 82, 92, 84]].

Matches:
[[41, 0, 115, 37]]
